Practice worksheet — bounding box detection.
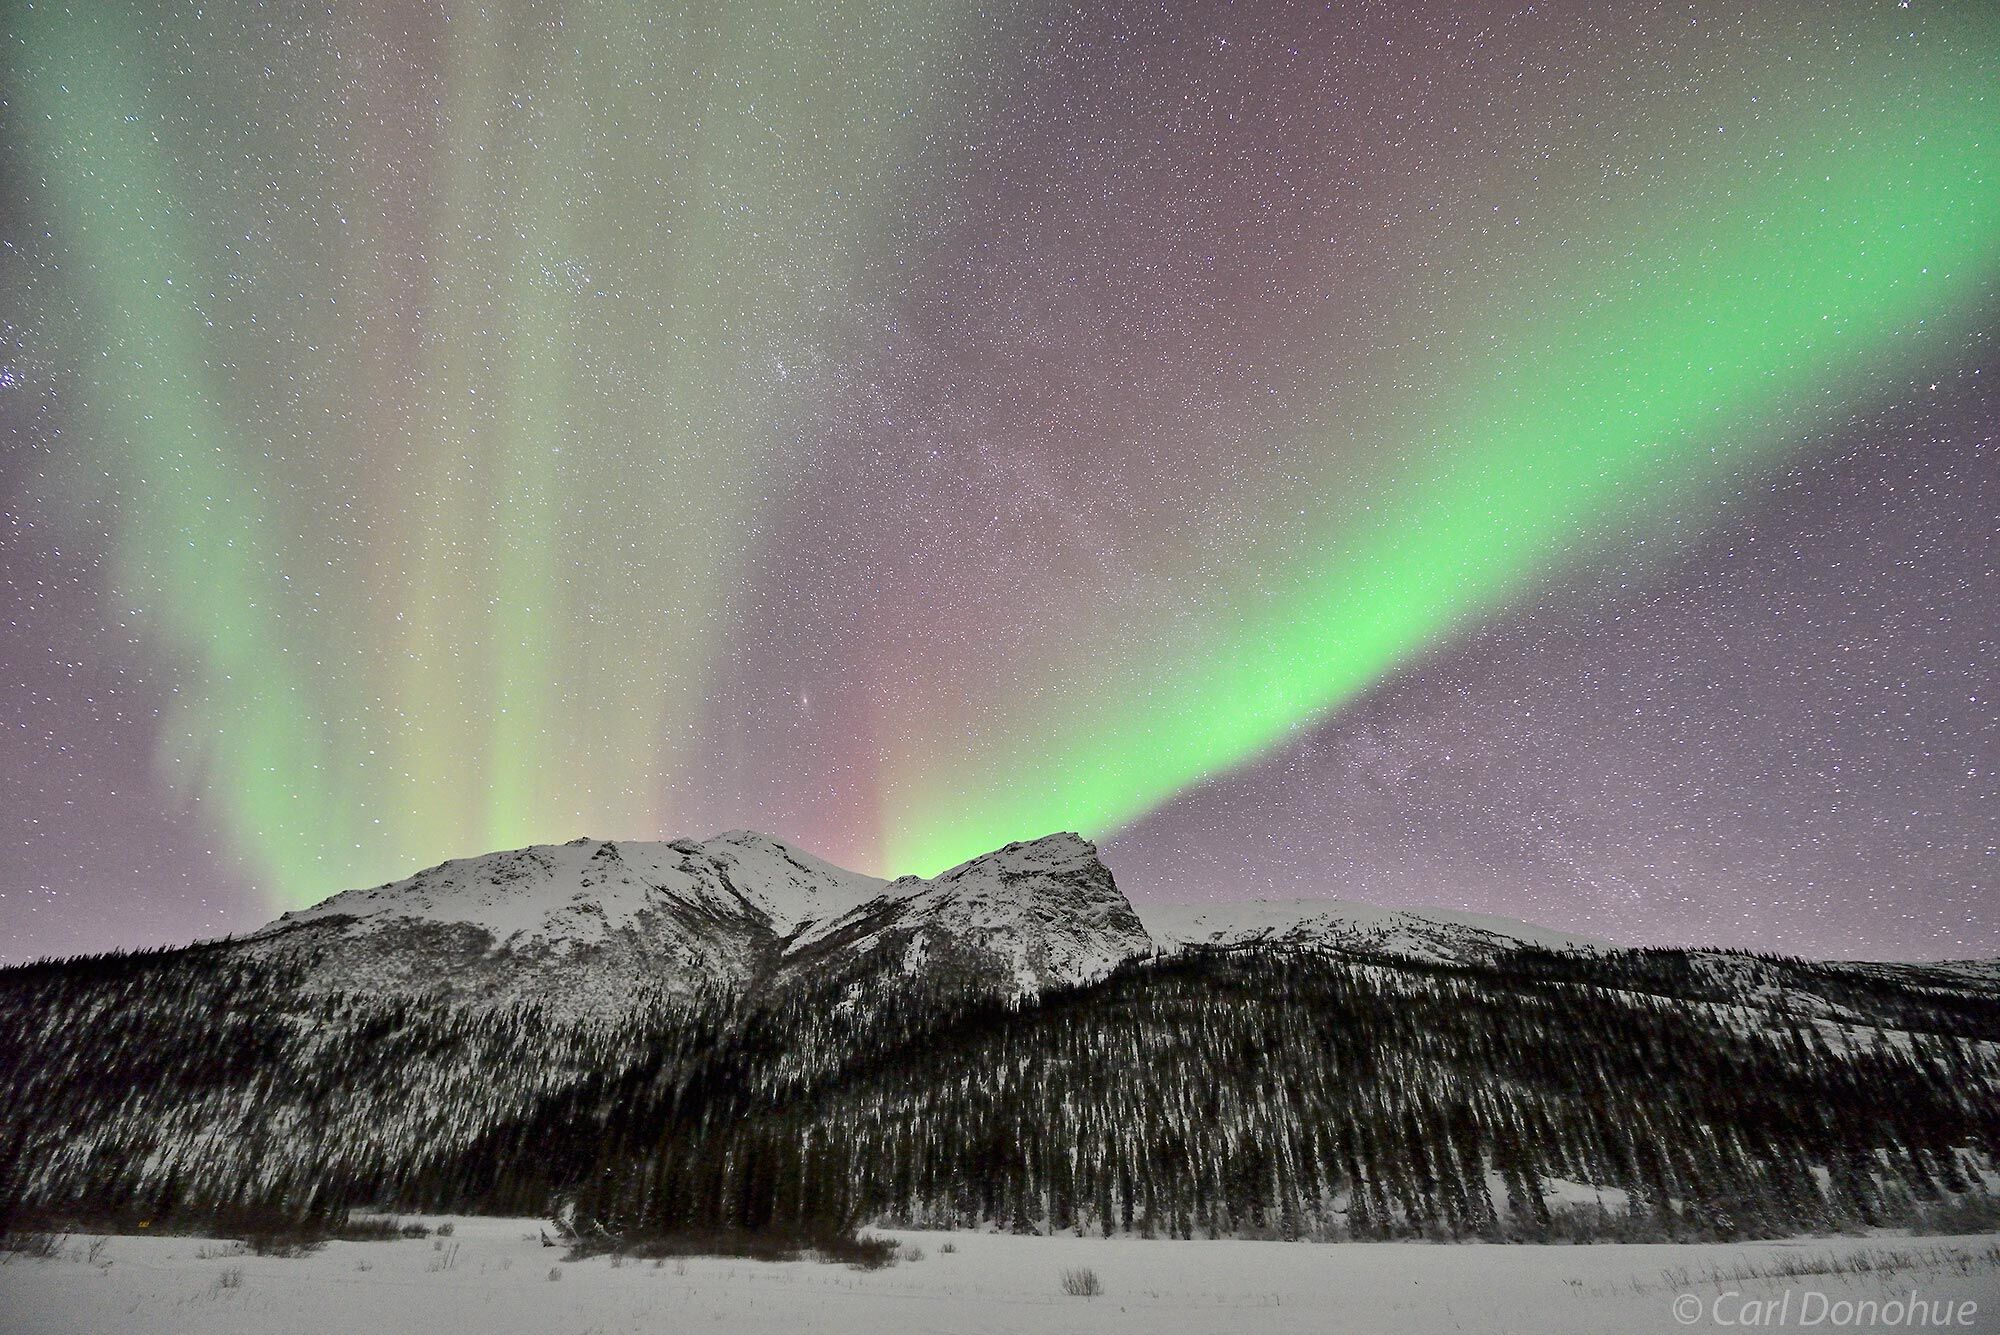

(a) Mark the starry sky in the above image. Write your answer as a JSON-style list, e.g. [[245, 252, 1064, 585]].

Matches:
[[2, 0, 1995, 964]]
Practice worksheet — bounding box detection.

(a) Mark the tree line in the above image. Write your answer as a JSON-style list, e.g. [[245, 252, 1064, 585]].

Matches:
[[2, 937, 1996, 1243]]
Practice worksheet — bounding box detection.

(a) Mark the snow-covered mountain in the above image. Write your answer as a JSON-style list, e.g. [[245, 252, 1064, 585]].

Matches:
[[265, 830, 887, 949], [1139, 898, 1610, 966], [1135, 898, 2000, 1009], [785, 832, 1153, 993], [246, 830, 1151, 1009]]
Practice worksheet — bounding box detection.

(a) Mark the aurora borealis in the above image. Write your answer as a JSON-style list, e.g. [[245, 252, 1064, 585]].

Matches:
[[2, 1, 1996, 962]]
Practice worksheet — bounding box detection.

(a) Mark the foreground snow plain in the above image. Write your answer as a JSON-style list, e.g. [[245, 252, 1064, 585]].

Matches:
[[5, 1218, 1997, 1335]]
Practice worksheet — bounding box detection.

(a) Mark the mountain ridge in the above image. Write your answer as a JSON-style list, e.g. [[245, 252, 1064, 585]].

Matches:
[[242, 829, 1998, 1013], [244, 830, 1156, 1010]]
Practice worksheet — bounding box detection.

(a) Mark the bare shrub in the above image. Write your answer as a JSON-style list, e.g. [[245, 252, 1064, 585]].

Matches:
[[938, 1241, 958, 1254], [1060, 1266, 1104, 1297], [564, 1224, 897, 1270], [0, 1231, 66, 1262], [901, 1243, 926, 1262], [820, 1232, 899, 1269], [434, 1221, 455, 1237], [210, 1266, 244, 1294], [548, 1265, 563, 1282], [1652, 1241, 2000, 1293], [246, 1229, 324, 1257]]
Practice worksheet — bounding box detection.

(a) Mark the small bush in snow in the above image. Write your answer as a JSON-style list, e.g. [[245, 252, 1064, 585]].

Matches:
[[938, 1241, 958, 1254], [563, 1223, 897, 1270], [1060, 1266, 1104, 1297], [1, 1231, 67, 1262], [823, 1233, 899, 1270], [246, 1230, 324, 1258], [901, 1244, 925, 1262], [548, 1265, 563, 1282]]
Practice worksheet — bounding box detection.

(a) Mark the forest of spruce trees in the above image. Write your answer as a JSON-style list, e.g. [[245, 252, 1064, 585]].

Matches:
[[3, 935, 1997, 1245]]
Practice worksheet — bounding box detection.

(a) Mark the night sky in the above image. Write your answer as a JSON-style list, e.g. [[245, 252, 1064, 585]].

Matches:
[[2, 1, 1994, 964]]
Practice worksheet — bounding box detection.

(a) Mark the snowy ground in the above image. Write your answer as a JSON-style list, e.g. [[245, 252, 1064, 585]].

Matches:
[[4, 1218, 1997, 1335]]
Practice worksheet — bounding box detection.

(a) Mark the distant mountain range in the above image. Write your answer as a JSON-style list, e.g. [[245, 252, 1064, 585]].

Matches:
[[238, 828, 1996, 1016], [4, 831, 1997, 1245]]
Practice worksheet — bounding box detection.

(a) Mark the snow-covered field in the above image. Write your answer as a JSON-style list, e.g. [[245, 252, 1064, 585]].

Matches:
[[5, 1219, 1998, 1335]]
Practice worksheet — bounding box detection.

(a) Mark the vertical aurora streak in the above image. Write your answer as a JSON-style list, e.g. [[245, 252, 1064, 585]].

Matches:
[[18, 11, 364, 892], [11, 0, 978, 900]]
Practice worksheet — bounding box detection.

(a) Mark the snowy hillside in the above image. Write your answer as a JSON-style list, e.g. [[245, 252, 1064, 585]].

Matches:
[[788, 833, 1153, 994], [1140, 898, 1610, 965], [264, 830, 889, 946]]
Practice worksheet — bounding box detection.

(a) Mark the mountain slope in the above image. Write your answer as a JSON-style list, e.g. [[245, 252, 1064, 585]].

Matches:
[[263, 830, 889, 946], [784, 833, 1154, 994], [1140, 898, 1610, 965], [5, 931, 1997, 1246], [240, 833, 831, 1009]]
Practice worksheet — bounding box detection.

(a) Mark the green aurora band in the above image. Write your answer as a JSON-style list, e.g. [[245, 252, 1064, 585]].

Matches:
[[883, 29, 2000, 875]]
